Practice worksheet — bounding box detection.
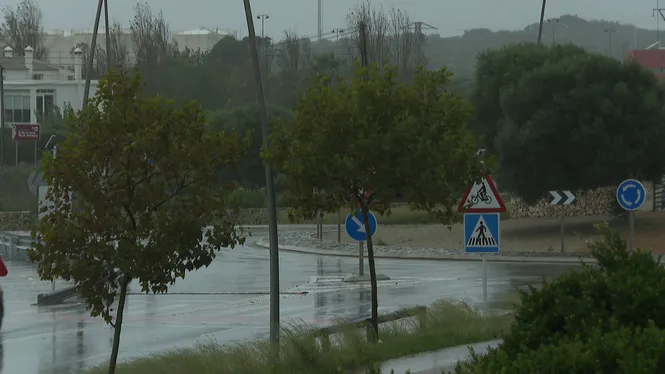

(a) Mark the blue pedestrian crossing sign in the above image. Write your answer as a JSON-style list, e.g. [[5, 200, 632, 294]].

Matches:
[[464, 213, 500, 253], [345, 210, 378, 241]]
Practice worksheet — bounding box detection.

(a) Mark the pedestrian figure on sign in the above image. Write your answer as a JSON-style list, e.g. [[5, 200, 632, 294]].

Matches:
[[476, 221, 487, 241]]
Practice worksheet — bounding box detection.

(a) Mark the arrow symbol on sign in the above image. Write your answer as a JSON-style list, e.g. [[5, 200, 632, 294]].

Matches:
[[352, 216, 365, 232]]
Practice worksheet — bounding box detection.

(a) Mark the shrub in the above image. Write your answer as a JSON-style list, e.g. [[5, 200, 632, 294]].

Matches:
[[456, 222, 665, 373], [228, 188, 267, 209], [455, 322, 665, 374]]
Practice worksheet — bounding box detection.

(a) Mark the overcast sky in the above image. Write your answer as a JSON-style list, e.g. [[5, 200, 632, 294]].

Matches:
[[26, 0, 664, 38]]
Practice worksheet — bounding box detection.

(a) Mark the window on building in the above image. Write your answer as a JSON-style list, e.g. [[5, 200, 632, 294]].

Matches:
[[2, 90, 31, 123], [32, 74, 43, 80], [36, 89, 55, 117]]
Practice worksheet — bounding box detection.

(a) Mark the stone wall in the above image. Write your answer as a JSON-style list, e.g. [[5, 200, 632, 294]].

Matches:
[[237, 208, 291, 225], [0, 211, 33, 231], [509, 183, 653, 219]]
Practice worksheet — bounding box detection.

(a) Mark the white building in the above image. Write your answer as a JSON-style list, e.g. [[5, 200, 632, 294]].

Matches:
[[1, 45, 96, 126], [44, 27, 234, 68]]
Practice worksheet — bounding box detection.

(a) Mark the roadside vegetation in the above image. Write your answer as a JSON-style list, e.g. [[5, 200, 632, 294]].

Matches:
[[80, 300, 511, 374], [455, 223, 665, 373]]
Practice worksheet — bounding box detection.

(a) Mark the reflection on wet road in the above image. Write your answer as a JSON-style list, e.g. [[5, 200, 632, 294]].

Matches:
[[0, 229, 577, 374]]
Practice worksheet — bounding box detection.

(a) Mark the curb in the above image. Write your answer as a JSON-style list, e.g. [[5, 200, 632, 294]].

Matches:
[[252, 238, 597, 264]]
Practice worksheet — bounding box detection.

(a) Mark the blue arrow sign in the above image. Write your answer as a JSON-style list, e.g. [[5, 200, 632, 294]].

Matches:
[[616, 179, 647, 211], [345, 211, 378, 241], [464, 213, 500, 253]]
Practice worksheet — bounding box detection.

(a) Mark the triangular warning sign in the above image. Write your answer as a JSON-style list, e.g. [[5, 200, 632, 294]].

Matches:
[[467, 216, 497, 247], [458, 175, 506, 213]]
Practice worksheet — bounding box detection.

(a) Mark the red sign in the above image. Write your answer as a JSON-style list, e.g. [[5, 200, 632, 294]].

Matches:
[[12, 124, 40, 141]]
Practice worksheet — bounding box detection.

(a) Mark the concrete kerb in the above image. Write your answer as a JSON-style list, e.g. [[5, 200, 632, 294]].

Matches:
[[252, 237, 599, 264]]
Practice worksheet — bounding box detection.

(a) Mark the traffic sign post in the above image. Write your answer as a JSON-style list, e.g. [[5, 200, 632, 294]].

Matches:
[[616, 179, 647, 252], [345, 211, 378, 276], [464, 213, 500, 317], [460, 176, 505, 318], [549, 190, 577, 253]]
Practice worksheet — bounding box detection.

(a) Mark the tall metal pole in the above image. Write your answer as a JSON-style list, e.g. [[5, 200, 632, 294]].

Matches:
[[103, 0, 112, 70], [318, 0, 323, 40], [536, 0, 547, 44], [83, 0, 104, 106], [0, 65, 5, 169], [243, 0, 280, 347]]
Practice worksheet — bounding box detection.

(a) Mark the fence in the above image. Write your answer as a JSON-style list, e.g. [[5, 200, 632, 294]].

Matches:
[[317, 305, 427, 351]]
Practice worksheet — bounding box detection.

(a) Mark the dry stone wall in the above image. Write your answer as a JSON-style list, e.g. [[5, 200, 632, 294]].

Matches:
[[0, 211, 33, 231], [509, 183, 653, 219]]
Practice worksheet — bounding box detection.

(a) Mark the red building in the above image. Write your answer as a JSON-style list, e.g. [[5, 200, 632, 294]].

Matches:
[[625, 49, 665, 79]]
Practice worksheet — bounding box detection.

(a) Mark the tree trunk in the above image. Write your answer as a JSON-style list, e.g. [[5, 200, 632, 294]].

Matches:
[[108, 277, 130, 374], [362, 206, 379, 343]]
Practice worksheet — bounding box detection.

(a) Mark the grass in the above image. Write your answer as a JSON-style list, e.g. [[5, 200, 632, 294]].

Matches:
[[277, 204, 512, 225], [79, 300, 513, 374]]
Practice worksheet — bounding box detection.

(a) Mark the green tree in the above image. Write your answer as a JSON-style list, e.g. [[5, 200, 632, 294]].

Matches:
[[207, 105, 292, 188], [28, 70, 249, 374], [495, 52, 665, 203], [266, 64, 487, 341], [470, 43, 586, 152]]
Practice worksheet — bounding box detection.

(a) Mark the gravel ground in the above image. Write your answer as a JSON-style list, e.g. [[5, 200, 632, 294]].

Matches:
[[279, 231, 593, 258]]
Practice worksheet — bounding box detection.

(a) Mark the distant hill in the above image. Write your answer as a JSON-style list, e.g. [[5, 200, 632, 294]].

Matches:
[[423, 14, 659, 79]]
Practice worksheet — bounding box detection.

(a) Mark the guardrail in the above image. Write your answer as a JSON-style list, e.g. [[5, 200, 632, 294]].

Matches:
[[317, 306, 427, 351], [0, 233, 32, 261]]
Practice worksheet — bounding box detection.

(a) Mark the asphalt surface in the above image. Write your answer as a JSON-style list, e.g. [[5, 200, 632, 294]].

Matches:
[[0, 226, 576, 374]]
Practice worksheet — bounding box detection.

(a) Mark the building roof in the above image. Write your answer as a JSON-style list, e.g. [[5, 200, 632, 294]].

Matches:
[[625, 49, 665, 69], [0, 56, 59, 71]]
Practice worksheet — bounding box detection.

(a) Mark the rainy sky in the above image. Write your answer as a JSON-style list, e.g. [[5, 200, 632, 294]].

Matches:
[[25, 0, 665, 37]]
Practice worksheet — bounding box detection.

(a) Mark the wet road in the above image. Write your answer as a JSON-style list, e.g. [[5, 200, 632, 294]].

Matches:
[[0, 227, 576, 374]]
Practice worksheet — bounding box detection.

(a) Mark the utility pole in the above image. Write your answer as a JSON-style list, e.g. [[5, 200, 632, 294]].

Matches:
[[537, 0, 547, 44], [547, 17, 559, 45], [318, 0, 323, 40], [103, 0, 112, 70], [654, 4, 665, 45], [256, 14, 269, 39], [242, 0, 281, 350], [359, 21, 368, 67], [83, 0, 104, 105], [332, 28, 344, 42], [604, 28, 616, 56], [408, 21, 437, 68]]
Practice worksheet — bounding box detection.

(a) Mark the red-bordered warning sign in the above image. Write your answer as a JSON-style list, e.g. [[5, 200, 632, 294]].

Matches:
[[458, 175, 506, 213]]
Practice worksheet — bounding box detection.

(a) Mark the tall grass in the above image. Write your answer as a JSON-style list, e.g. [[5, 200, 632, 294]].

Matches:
[[80, 300, 512, 374]]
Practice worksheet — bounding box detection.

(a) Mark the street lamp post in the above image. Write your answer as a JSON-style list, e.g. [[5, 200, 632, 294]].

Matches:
[[256, 14, 269, 39], [547, 17, 559, 45], [604, 29, 616, 56], [332, 28, 344, 41]]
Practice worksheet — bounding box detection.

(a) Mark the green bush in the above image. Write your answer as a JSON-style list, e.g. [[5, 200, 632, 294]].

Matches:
[[455, 322, 665, 374], [228, 188, 267, 208], [456, 222, 665, 373]]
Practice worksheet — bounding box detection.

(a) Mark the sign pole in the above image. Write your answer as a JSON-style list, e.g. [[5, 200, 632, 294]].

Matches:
[[34, 141, 37, 166], [345, 210, 376, 276], [559, 208, 565, 252], [359, 242, 364, 275], [628, 211, 635, 252], [14, 140, 17, 166], [616, 179, 646, 253], [337, 209, 341, 242], [482, 256, 488, 317]]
